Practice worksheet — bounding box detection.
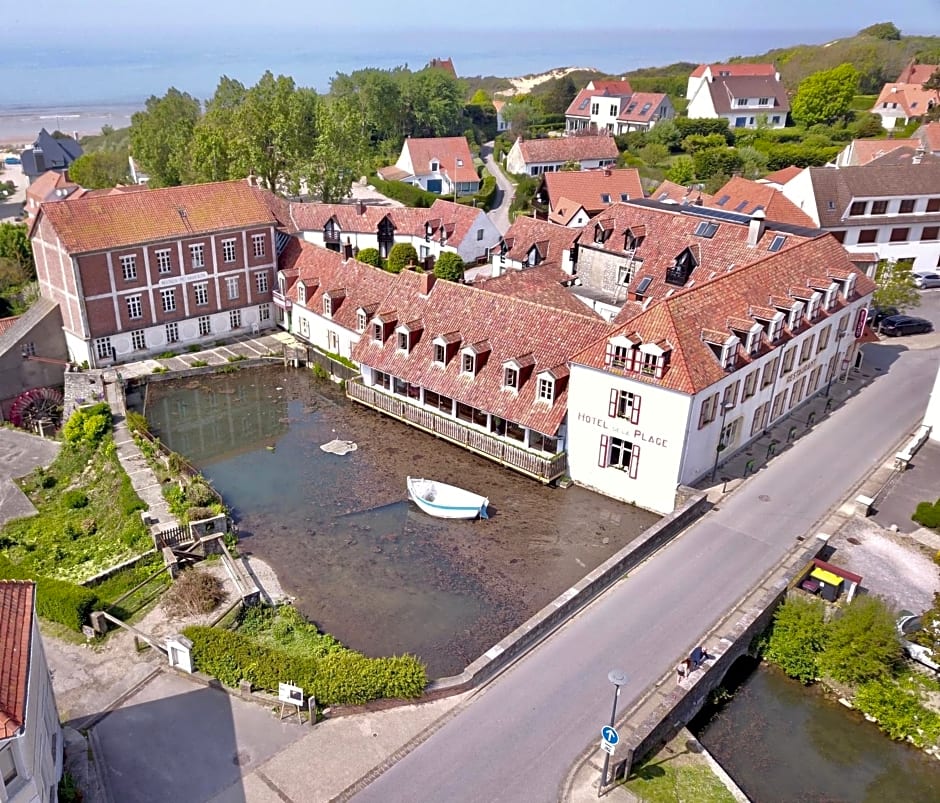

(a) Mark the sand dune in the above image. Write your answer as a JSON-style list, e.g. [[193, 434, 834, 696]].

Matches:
[[500, 66, 598, 97]]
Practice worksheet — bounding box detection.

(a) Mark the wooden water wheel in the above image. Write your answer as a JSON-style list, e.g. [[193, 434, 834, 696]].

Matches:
[[9, 387, 64, 432]]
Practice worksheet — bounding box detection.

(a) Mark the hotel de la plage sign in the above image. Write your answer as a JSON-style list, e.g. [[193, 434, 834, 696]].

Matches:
[[576, 411, 670, 448], [158, 271, 209, 288]]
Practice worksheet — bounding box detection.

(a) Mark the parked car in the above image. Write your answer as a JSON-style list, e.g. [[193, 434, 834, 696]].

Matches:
[[879, 315, 934, 336], [914, 272, 940, 289], [897, 610, 940, 672], [870, 305, 899, 328], [3, 156, 20, 165]]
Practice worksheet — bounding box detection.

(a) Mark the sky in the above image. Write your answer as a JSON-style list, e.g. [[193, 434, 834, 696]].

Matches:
[[7, 0, 940, 36]]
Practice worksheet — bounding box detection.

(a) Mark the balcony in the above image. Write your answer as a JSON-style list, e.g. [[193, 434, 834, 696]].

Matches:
[[346, 379, 568, 483], [272, 290, 291, 310]]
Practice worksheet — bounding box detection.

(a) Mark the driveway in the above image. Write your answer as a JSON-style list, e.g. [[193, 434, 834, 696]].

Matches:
[[0, 428, 60, 526], [0, 152, 28, 223], [481, 141, 515, 235]]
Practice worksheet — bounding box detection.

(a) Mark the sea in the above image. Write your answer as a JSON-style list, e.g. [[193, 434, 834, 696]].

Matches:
[[0, 26, 854, 144]]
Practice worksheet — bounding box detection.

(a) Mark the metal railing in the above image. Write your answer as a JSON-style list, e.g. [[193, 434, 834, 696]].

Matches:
[[346, 380, 567, 482]]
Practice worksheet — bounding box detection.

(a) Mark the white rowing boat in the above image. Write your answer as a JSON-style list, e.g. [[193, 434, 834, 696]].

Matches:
[[406, 476, 490, 520]]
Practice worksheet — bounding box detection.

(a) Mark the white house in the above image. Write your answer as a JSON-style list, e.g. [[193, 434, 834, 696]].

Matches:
[[493, 100, 510, 133], [290, 199, 501, 266], [505, 135, 619, 177], [871, 61, 939, 130], [378, 137, 480, 196], [536, 167, 644, 225], [781, 163, 940, 272], [0, 581, 63, 803], [564, 80, 674, 134], [566, 235, 875, 514], [488, 215, 580, 277], [686, 63, 788, 129]]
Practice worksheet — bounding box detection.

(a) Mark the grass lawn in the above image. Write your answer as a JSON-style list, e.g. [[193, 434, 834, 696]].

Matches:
[[624, 760, 736, 803], [0, 432, 151, 583]]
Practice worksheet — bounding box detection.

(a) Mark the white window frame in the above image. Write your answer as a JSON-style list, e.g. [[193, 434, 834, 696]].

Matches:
[[222, 238, 237, 263], [503, 365, 519, 391], [397, 330, 410, 353], [229, 309, 242, 329], [357, 310, 368, 333], [198, 315, 211, 336], [323, 297, 333, 317], [190, 243, 205, 268], [161, 287, 176, 312], [255, 271, 269, 294], [258, 303, 271, 322], [608, 436, 635, 471], [131, 329, 146, 350], [537, 376, 554, 402], [120, 254, 137, 281], [194, 282, 209, 306], [252, 234, 266, 258], [461, 352, 476, 375], [94, 337, 112, 360], [433, 343, 446, 365], [156, 248, 172, 274], [126, 294, 142, 320], [165, 322, 179, 343], [226, 276, 240, 301]]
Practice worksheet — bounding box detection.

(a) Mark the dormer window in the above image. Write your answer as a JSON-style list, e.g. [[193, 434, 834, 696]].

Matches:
[[397, 331, 410, 353], [806, 292, 821, 320], [434, 343, 446, 364], [843, 273, 856, 299], [462, 352, 476, 374], [594, 223, 608, 244], [372, 322, 383, 343], [526, 246, 541, 267], [357, 310, 368, 333], [425, 222, 434, 242], [745, 325, 762, 355], [298, 284, 306, 304], [765, 312, 784, 342], [824, 283, 838, 310], [665, 248, 697, 287], [537, 375, 555, 403], [720, 341, 737, 370], [323, 296, 333, 316], [788, 302, 804, 331], [503, 366, 519, 390], [430, 160, 439, 172]]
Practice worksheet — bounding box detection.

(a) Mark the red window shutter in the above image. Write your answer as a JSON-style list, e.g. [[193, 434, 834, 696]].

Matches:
[[604, 342, 614, 367], [598, 435, 610, 467], [609, 388, 619, 417], [630, 394, 641, 425], [629, 444, 640, 479]]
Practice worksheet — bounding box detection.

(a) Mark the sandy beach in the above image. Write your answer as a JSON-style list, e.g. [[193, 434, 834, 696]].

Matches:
[[0, 102, 143, 148]]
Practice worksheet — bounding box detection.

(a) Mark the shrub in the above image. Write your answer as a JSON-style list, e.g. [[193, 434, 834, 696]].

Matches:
[[117, 472, 146, 516], [190, 359, 209, 368], [387, 243, 419, 274], [62, 489, 89, 509], [1, 553, 99, 631], [164, 568, 225, 617], [311, 363, 329, 380], [357, 247, 382, 267], [62, 403, 111, 445], [186, 482, 217, 507], [226, 354, 247, 363], [157, 351, 177, 359], [765, 596, 827, 683], [124, 410, 149, 436], [817, 595, 901, 685], [367, 175, 436, 208], [854, 679, 940, 747], [434, 252, 465, 282], [473, 173, 498, 211], [912, 498, 940, 530], [152, 366, 169, 374]]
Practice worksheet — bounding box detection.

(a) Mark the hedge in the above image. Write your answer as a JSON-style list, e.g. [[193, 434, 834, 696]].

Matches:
[[368, 175, 438, 208], [183, 624, 427, 705], [0, 554, 99, 631]]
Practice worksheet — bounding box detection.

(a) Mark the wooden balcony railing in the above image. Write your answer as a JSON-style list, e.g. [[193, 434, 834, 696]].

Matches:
[[346, 380, 567, 482]]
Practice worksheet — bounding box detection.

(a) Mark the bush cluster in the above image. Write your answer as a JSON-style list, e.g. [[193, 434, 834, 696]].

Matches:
[[912, 498, 940, 530], [182, 622, 427, 705], [0, 554, 98, 631], [368, 175, 438, 208], [62, 403, 111, 445]]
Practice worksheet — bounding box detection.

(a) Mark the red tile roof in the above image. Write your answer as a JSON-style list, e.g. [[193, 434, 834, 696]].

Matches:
[[0, 316, 21, 336], [516, 135, 618, 165], [400, 137, 478, 184], [0, 581, 35, 739], [37, 179, 279, 254], [498, 215, 580, 269], [587, 79, 634, 95], [918, 121, 940, 152], [710, 176, 817, 227], [617, 92, 669, 123], [839, 138, 920, 167], [565, 80, 634, 117], [896, 61, 938, 84], [572, 235, 875, 395], [476, 264, 598, 317], [352, 271, 609, 436], [873, 83, 940, 118], [278, 239, 398, 331], [25, 170, 80, 208], [548, 197, 586, 226], [427, 57, 457, 78], [761, 166, 803, 186], [691, 63, 778, 79], [651, 180, 714, 207], [541, 168, 644, 215]]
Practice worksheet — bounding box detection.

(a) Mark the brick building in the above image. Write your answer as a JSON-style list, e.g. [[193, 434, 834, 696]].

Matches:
[[30, 180, 282, 367]]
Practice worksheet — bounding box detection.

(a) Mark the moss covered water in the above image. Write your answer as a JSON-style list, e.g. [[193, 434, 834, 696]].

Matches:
[[143, 366, 658, 677]]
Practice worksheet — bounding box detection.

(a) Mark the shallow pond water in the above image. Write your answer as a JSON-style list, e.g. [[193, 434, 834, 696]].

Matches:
[[144, 366, 658, 677]]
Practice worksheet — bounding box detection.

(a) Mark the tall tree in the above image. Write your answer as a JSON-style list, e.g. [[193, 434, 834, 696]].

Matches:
[[130, 88, 201, 187], [433, 252, 465, 282], [188, 77, 247, 183], [791, 64, 859, 127], [67, 151, 131, 189], [872, 258, 920, 312], [402, 69, 464, 138], [302, 97, 369, 202], [0, 222, 33, 276]]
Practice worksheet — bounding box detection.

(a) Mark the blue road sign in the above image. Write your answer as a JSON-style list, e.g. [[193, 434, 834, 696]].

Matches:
[[601, 725, 619, 746]]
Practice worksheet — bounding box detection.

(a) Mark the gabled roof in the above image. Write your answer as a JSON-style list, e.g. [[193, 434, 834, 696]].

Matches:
[[352, 270, 608, 436], [497, 215, 580, 268], [278, 238, 398, 331], [572, 235, 875, 395], [873, 82, 940, 118], [565, 80, 634, 117], [896, 60, 938, 85], [37, 179, 279, 254], [707, 76, 789, 114], [837, 138, 920, 167], [401, 137, 477, 184], [652, 180, 714, 207], [548, 197, 587, 226], [710, 176, 817, 227], [515, 135, 618, 165], [427, 57, 457, 78], [542, 168, 644, 215], [20, 128, 83, 179], [475, 264, 597, 317], [916, 121, 940, 153], [0, 581, 35, 739], [617, 93, 669, 123], [25, 170, 82, 209], [760, 165, 803, 187], [804, 163, 940, 228], [691, 63, 778, 79]]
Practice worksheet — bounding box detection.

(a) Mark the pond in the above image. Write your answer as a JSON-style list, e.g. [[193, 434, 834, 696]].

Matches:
[[143, 366, 659, 678], [692, 660, 940, 803]]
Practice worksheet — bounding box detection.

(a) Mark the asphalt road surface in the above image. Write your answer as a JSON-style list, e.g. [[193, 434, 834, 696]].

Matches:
[[354, 339, 939, 803]]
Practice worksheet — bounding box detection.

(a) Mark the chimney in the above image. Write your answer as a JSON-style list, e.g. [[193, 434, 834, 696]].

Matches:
[[343, 240, 353, 260], [747, 209, 766, 247], [604, 167, 611, 177], [357, 201, 366, 215], [419, 272, 436, 295]]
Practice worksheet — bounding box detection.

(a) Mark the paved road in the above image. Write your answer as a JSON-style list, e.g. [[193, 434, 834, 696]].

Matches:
[[481, 141, 515, 235], [354, 339, 939, 803]]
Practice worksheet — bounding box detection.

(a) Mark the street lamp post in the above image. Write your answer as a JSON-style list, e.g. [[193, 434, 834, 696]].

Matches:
[[825, 330, 847, 397], [599, 668, 627, 794], [710, 402, 735, 481]]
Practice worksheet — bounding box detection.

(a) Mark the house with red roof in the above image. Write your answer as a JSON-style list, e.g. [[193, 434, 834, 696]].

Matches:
[[274, 239, 398, 362], [30, 179, 282, 367], [0, 581, 63, 803], [492, 99, 509, 133], [346, 269, 609, 482], [290, 198, 500, 266], [24, 171, 83, 221], [378, 137, 479, 197], [708, 176, 817, 228], [686, 64, 788, 129], [564, 79, 674, 134], [487, 215, 581, 278], [871, 77, 939, 131], [536, 167, 644, 225], [505, 134, 619, 177], [566, 235, 875, 514]]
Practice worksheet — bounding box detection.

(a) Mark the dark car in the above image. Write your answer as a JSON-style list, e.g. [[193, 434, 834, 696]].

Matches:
[[879, 315, 934, 337], [871, 305, 899, 327]]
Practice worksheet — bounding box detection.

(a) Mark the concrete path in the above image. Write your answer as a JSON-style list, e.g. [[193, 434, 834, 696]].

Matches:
[[0, 428, 60, 526], [481, 141, 515, 235]]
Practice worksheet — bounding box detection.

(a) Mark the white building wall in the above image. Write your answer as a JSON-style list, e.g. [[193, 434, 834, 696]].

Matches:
[[686, 85, 717, 119], [924, 362, 940, 442], [567, 364, 692, 515], [289, 302, 359, 361], [780, 168, 819, 225]]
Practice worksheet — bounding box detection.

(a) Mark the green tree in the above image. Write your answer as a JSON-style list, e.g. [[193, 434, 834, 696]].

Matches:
[[433, 252, 465, 282], [851, 113, 884, 139], [469, 89, 490, 106], [765, 596, 827, 684], [680, 133, 727, 154], [386, 243, 418, 274], [817, 596, 901, 685], [638, 143, 669, 167], [923, 68, 940, 92], [500, 101, 533, 139], [130, 88, 201, 187], [737, 145, 769, 179], [0, 222, 34, 274], [692, 147, 743, 180], [356, 248, 382, 267], [858, 22, 901, 40], [872, 258, 920, 312], [541, 76, 578, 117], [401, 69, 464, 138], [792, 64, 860, 127], [188, 76, 247, 183], [914, 592, 940, 655], [646, 120, 682, 151], [67, 151, 130, 189], [302, 97, 369, 203], [665, 156, 695, 185]]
